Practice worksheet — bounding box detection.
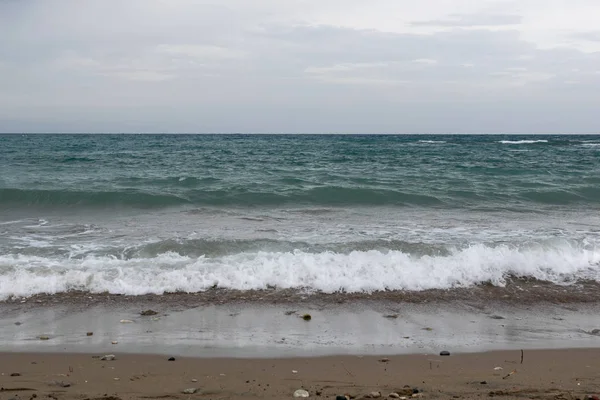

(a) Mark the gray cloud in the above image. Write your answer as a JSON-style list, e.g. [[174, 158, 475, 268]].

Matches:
[[411, 13, 523, 27], [0, 1, 599, 133]]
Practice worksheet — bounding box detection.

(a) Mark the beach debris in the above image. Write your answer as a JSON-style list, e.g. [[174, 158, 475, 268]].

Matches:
[[119, 319, 134, 324], [302, 314, 312, 321], [494, 367, 503, 370], [141, 309, 159, 316], [480, 381, 488, 385], [502, 369, 517, 380], [10, 373, 21, 377], [490, 315, 505, 320], [113, 378, 120, 381], [86, 332, 93, 336], [520, 349, 524, 364], [111, 341, 118, 345], [368, 392, 382, 398], [422, 327, 433, 331], [440, 351, 450, 356], [182, 388, 198, 394], [168, 357, 176, 361], [383, 314, 399, 319], [389, 393, 401, 399], [591, 329, 600, 335], [51, 381, 71, 388], [294, 389, 310, 398], [379, 358, 390, 363], [191, 379, 198, 383], [100, 354, 116, 361], [292, 370, 298, 374], [38, 336, 50, 341]]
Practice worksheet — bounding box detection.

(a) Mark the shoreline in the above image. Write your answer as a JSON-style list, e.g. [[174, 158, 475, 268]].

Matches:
[[2, 299, 600, 358], [1, 349, 599, 400]]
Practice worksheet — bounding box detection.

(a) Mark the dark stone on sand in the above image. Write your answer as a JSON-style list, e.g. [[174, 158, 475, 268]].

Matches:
[[51, 381, 71, 388], [591, 329, 600, 335], [86, 332, 93, 336], [302, 314, 312, 321], [490, 315, 505, 320], [440, 351, 451, 356], [15, 322, 22, 326], [168, 357, 176, 361], [480, 381, 488, 385], [336, 396, 348, 400], [11, 373, 21, 377], [141, 309, 159, 316]]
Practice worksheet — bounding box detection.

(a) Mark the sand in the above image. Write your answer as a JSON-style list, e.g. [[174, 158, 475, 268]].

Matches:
[[1, 349, 599, 400]]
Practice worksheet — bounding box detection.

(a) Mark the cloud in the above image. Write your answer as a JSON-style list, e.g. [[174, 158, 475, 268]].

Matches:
[[0, 0, 600, 133], [411, 13, 522, 28]]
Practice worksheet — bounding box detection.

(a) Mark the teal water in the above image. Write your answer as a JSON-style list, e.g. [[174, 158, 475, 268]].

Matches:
[[1, 134, 599, 209], [0, 134, 599, 298]]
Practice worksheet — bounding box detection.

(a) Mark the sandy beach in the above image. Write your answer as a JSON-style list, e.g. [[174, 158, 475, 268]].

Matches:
[[2, 349, 600, 400]]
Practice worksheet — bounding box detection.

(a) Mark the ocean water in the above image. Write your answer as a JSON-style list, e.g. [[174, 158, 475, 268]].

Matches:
[[1, 134, 599, 300]]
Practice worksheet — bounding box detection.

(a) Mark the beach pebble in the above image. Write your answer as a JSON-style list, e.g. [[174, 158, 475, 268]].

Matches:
[[292, 370, 298, 374], [111, 341, 118, 345], [10, 372, 21, 377], [294, 389, 310, 398], [302, 314, 312, 321], [168, 357, 176, 361], [86, 332, 94, 336], [440, 351, 451, 356], [191, 379, 198, 383], [335, 396, 349, 400], [591, 329, 600, 335], [369, 392, 382, 398], [51, 380, 71, 388], [182, 388, 198, 394], [15, 322, 22, 326], [119, 319, 134, 323], [141, 309, 159, 316], [114, 378, 120, 381], [389, 393, 401, 398], [39, 335, 50, 340], [101, 354, 116, 361], [379, 358, 390, 363], [494, 367, 503, 371]]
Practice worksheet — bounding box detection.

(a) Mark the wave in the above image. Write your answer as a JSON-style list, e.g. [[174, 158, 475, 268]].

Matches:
[[418, 140, 447, 144], [499, 140, 549, 144], [0, 243, 598, 299], [0, 187, 444, 208]]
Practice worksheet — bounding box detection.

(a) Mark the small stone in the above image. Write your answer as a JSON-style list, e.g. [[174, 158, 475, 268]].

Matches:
[[422, 327, 433, 331], [490, 315, 505, 320], [39, 336, 50, 340], [141, 310, 158, 316], [168, 357, 176, 361], [191, 379, 198, 383], [86, 332, 93, 336], [591, 329, 600, 335], [292, 370, 298, 374], [383, 314, 399, 319], [389, 394, 401, 399], [119, 319, 134, 323], [11, 372, 21, 376], [15, 322, 22, 326], [182, 388, 197, 394], [411, 395, 423, 399], [52, 381, 71, 388], [440, 351, 450, 356], [370, 392, 382, 398], [480, 381, 487, 385], [100, 354, 116, 361], [379, 358, 390, 363], [113, 378, 120, 381], [294, 389, 310, 398], [111, 341, 118, 344], [493, 367, 503, 371], [302, 314, 312, 321], [336, 396, 348, 400]]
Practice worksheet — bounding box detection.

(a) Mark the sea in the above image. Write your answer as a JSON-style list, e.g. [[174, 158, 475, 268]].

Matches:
[[1, 134, 599, 301]]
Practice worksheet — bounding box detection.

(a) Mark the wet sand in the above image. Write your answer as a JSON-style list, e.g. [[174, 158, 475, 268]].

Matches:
[[1, 349, 600, 400]]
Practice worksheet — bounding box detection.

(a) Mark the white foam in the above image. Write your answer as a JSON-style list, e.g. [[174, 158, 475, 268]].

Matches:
[[418, 140, 447, 144], [499, 140, 549, 144], [0, 243, 598, 299]]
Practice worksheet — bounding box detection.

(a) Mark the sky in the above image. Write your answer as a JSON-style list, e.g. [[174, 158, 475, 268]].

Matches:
[[1, 0, 600, 133]]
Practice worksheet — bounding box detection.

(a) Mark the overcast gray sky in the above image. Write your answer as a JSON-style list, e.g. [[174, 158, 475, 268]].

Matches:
[[1, 0, 599, 133]]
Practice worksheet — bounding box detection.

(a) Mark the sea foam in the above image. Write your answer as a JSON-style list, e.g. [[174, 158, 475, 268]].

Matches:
[[0, 243, 598, 299]]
